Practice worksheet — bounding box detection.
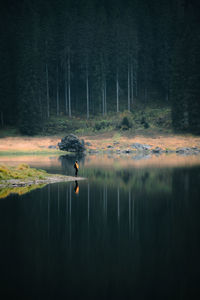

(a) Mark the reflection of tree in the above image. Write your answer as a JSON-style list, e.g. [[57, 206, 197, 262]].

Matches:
[[59, 154, 85, 175], [116, 170, 131, 184]]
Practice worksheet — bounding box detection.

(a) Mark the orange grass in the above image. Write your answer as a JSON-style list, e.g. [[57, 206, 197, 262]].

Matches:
[[0, 134, 200, 153]]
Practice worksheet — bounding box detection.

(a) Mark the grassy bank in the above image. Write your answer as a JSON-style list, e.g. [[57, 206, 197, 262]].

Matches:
[[0, 164, 47, 181], [0, 164, 47, 198], [0, 164, 85, 199]]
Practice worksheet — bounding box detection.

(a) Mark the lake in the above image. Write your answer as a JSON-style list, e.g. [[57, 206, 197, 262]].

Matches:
[[0, 153, 200, 299]]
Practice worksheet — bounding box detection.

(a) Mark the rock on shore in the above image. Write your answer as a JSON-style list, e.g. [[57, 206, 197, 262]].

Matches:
[[58, 134, 85, 152]]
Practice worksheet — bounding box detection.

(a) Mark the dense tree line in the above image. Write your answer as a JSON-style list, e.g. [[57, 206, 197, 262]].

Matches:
[[0, 0, 200, 134]]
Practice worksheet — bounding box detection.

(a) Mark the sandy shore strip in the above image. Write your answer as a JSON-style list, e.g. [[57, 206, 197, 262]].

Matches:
[[1, 134, 200, 153], [0, 175, 86, 188]]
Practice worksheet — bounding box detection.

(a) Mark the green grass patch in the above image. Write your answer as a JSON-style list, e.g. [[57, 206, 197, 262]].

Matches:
[[0, 164, 48, 181], [0, 150, 70, 156]]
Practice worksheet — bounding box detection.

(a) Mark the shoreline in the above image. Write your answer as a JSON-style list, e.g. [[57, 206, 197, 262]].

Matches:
[[0, 175, 86, 189], [0, 134, 200, 155]]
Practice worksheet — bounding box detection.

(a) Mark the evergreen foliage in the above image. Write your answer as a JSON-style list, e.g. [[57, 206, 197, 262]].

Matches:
[[0, 0, 200, 134]]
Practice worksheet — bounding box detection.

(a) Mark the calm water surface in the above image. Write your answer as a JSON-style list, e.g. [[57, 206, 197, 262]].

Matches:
[[0, 155, 200, 299]]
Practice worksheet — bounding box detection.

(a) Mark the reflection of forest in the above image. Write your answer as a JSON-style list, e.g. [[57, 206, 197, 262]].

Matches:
[[82, 167, 172, 194], [1, 167, 199, 298], [58, 154, 200, 195], [83, 153, 200, 169]]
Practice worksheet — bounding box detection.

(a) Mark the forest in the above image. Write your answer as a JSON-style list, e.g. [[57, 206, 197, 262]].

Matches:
[[0, 0, 200, 135]]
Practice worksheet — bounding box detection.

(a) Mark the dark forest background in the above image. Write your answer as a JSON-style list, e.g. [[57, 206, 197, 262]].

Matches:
[[0, 0, 200, 135]]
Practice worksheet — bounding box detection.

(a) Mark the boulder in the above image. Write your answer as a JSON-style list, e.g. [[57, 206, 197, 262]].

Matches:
[[88, 149, 99, 154], [48, 145, 57, 149], [131, 143, 151, 151], [58, 134, 85, 152]]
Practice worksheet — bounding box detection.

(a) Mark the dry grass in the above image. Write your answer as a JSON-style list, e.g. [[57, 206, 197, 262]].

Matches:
[[82, 133, 200, 151], [1, 134, 200, 154], [0, 136, 60, 152]]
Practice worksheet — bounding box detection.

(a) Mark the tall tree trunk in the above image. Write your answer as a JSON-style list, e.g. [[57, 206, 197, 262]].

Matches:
[[38, 88, 42, 119], [116, 70, 119, 112], [86, 65, 89, 119], [46, 63, 50, 118], [135, 77, 138, 97], [68, 49, 71, 117], [56, 64, 59, 116], [134, 59, 138, 97], [131, 62, 134, 104], [64, 57, 68, 115], [128, 63, 130, 111], [135, 68, 138, 97], [102, 79, 104, 116], [104, 79, 107, 115]]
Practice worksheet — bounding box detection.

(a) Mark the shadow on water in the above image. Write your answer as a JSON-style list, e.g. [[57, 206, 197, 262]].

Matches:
[[0, 157, 200, 299]]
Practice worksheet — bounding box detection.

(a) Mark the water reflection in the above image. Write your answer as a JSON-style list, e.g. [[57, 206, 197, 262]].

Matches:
[[59, 153, 85, 175], [87, 183, 90, 224], [74, 180, 79, 194], [0, 165, 200, 299]]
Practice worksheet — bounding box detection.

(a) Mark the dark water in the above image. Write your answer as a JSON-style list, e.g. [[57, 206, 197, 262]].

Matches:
[[0, 156, 200, 300]]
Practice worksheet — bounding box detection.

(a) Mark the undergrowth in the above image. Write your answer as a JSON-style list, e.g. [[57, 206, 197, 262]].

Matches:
[[42, 106, 172, 136]]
